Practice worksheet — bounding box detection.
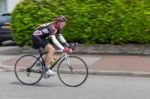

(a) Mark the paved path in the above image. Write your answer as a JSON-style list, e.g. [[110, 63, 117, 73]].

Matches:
[[1, 54, 150, 76], [1, 46, 150, 77]]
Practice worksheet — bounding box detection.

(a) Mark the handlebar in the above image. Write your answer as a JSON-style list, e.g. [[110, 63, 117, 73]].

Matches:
[[68, 43, 78, 50], [55, 43, 78, 53]]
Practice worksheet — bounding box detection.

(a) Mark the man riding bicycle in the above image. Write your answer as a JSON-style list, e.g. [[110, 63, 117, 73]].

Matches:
[[32, 15, 72, 76]]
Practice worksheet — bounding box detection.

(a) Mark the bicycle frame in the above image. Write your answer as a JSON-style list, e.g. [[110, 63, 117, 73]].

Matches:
[[30, 42, 78, 72], [33, 49, 68, 70], [49, 52, 65, 69]]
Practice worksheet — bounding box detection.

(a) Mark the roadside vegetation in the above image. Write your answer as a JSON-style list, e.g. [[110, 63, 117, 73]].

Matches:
[[11, 0, 150, 46]]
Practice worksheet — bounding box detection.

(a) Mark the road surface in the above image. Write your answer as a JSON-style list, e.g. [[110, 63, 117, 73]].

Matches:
[[0, 71, 150, 99]]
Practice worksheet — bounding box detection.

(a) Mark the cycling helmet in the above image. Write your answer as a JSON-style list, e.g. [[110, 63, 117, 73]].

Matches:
[[55, 15, 67, 23]]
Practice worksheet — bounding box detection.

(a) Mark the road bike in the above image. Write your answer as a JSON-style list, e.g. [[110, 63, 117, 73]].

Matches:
[[14, 44, 88, 87]]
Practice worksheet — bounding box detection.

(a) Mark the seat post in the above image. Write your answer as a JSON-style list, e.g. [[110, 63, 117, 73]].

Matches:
[[38, 48, 42, 55], [38, 48, 46, 67]]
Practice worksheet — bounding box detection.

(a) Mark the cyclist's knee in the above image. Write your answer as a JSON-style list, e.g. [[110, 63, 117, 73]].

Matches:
[[45, 44, 55, 54], [48, 48, 55, 55]]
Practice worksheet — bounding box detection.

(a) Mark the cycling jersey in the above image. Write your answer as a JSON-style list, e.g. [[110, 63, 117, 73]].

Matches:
[[32, 22, 67, 50], [33, 22, 60, 38]]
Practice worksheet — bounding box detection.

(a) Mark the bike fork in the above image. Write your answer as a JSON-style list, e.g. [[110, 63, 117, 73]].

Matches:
[[64, 53, 73, 73]]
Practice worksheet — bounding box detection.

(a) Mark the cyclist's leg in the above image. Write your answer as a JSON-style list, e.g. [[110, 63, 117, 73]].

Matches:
[[32, 35, 56, 75], [44, 44, 55, 67], [44, 44, 57, 75], [33, 36, 55, 67]]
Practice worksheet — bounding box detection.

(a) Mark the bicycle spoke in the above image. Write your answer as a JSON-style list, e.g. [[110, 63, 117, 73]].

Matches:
[[58, 56, 88, 87], [14, 55, 43, 85]]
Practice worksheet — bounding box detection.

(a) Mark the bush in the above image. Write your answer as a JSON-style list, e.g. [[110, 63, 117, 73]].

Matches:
[[11, 0, 150, 45]]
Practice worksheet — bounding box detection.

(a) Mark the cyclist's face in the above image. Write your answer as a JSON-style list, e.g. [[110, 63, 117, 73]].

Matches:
[[60, 22, 66, 29]]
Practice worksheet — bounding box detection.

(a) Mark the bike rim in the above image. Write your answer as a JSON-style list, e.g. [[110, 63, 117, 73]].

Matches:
[[57, 56, 88, 87], [14, 55, 43, 85]]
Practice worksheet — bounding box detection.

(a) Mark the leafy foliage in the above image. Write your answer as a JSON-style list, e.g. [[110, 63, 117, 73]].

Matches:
[[11, 0, 150, 45]]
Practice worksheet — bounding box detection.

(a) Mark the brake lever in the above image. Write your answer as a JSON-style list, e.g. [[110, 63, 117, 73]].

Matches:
[[72, 43, 78, 50]]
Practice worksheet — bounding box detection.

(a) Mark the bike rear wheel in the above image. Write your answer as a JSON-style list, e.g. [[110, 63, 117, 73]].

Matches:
[[57, 56, 88, 87], [14, 55, 43, 85]]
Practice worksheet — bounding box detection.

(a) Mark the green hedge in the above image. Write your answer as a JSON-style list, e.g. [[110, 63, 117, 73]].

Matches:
[[11, 0, 150, 45]]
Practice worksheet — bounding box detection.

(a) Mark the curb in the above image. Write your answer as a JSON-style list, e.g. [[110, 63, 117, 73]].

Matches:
[[75, 44, 150, 55], [20, 44, 150, 55], [2, 44, 150, 55], [89, 70, 150, 78], [1, 65, 150, 78], [0, 64, 14, 72]]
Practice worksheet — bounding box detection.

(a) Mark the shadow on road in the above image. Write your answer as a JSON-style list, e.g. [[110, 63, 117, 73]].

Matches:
[[10, 81, 66, 88]]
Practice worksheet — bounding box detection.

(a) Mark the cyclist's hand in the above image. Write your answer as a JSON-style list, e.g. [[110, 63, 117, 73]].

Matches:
[[63, 48, 72, 53]]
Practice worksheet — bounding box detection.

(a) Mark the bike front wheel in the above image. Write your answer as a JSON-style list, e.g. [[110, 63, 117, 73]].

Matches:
[[57, 56, 88, 87], [14, 55, 43, 85]]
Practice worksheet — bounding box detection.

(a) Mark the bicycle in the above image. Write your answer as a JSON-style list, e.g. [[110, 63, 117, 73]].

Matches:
[[14, 44, 88, 87]]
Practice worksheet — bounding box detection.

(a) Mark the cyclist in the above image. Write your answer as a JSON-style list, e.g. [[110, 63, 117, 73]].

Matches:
[[32, 15, 72, 76]]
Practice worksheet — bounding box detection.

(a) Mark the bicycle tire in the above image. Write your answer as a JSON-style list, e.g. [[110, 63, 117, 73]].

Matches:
[[14, 55, 43, 85], [57, 55, 88, 87]]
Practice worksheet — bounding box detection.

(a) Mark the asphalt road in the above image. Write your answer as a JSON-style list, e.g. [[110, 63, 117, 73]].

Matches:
[[1, 42, 150, 99], [1, 71, 150, 99]]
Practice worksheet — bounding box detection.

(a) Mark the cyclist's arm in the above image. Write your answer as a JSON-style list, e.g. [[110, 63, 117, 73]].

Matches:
[[57, 34, 69, 47], [50, 35, 64, 50]]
